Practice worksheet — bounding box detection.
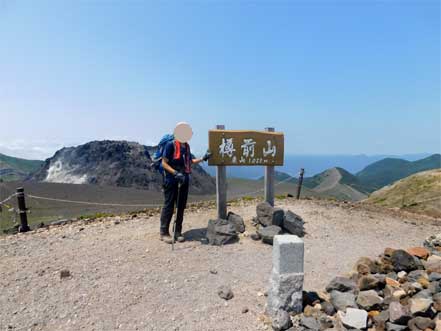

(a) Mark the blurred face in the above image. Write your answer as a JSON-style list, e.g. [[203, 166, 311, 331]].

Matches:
[[174, 122, 193, 143]]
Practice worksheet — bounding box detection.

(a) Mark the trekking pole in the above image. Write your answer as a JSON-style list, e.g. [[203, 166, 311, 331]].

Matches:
[[171, 182, 182, 251]]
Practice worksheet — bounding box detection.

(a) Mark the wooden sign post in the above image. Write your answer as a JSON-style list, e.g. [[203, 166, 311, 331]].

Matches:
[[209, 127, 284, 217], [215, 125, 228, 219]]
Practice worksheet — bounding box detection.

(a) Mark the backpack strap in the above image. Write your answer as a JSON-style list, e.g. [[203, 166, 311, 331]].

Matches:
[[173, 140, 181, 160]]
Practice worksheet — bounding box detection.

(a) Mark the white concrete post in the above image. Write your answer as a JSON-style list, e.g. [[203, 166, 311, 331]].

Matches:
[[267, 235, 304, 316]]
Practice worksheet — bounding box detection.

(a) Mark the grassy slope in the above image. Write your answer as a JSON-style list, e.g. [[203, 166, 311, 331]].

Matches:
[[356, 154, 441, 192], [0, 153, 43, 181], [365, 169, 441, 218]]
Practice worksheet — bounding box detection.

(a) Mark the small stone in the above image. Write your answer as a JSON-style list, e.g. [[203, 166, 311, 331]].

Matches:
[[391, 250, 419, 272], [338, 308, 368, 330], [386, 322, 408, 331], [60, 269, 71, 279], [356, 290, 384, 311], [330, 290, 357, 312], [385, 277, 401, 287], [217, 285, 234, 300], [272, 309, 293, 331], [300, 316, 321, 330], [392, 289, 407, 300], [209, 269, 218, 275], [389, 301, 412, 325], [397, 271, 407, 279], [409, 298, 433, 315], [250, 232, 261, 241], [407, 247, 430, 260], [430, 272, 441, 282], [114, 220, 120, 225], [408, 316, 436, 330], [321, 302, 335, 316], [242, 307, 249, 314], [326, 277, 357, 293], [358, 275, 380, 291]]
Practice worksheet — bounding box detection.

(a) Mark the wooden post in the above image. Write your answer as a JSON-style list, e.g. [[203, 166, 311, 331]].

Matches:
[[16, 187, 30, 232], [296, 168, 305, 200], [215, 125, 227, 219], [264, 127, 275, 206]]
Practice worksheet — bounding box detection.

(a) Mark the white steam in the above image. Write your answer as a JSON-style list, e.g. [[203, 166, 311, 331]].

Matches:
[[45, 160, 88, 184]]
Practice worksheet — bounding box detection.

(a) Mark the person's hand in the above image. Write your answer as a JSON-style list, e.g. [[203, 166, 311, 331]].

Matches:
[[202, 150, 212, 162], [174, 171, 186, 185]]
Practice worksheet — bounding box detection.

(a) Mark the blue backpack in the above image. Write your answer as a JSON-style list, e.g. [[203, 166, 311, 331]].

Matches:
[[152, 134, 175, 175]]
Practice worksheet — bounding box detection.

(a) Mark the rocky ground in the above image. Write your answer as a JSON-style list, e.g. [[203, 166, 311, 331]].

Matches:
[[0, 198, 439, 331]]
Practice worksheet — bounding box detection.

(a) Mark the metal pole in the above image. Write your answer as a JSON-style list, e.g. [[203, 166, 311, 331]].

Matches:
[[264, 127, 275, 206], [296, 168, 304, 200], [215, 124, 228, 219], [16, 187, 30, 232]]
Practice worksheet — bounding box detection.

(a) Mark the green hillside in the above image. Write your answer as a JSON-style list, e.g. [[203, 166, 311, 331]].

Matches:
[[365, 169, 441, 218], [0, 153, 43, 181], [356, 154, 441, 192]]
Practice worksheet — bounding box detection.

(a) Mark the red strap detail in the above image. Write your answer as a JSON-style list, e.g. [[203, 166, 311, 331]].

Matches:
[[174, 140, 181, 160]]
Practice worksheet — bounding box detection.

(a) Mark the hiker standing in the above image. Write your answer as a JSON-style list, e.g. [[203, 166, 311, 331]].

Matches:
[[159, 122, 211, 243]]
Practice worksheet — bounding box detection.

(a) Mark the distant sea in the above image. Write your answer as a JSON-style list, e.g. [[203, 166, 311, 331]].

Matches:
[[202, 153, 432, 179]]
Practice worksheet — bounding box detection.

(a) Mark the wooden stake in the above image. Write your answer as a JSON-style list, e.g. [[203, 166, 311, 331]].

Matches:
[[264, 127, 275, 206]]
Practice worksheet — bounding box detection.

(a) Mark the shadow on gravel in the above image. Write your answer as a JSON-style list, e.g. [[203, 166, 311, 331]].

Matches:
[[184, 228, 208, 244], [184, 228, 240, 246]]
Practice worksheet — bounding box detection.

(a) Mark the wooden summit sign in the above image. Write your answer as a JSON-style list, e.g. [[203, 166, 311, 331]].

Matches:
[[208, 130, 284, 166]]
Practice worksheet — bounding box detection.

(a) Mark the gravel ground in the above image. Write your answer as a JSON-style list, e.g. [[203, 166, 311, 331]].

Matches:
[[0, 199, 439, 331]]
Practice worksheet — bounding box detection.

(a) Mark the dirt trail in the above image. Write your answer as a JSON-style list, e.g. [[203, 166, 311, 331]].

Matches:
[[1, 199, 439, 331]]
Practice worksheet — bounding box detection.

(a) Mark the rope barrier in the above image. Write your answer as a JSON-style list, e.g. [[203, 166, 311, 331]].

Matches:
[[0, 193, 17, 206], [26, 194, 163, 208]]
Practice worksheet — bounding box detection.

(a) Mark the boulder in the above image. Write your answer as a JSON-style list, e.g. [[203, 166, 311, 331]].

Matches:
[[272, 208, 285, 227], [257, 225, 282, 245], [391, 250, 420, 272], [356, 290, 384, 311], [256, 202, 274, 226], [330, 291, 357, 312], [206, 218, 238, 246], [282, 210, 305, 237], [227, 212, 245, 233], [326, 277, 357, 293]]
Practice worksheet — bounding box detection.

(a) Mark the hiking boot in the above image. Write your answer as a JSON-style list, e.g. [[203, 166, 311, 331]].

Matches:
[[160, 234, 173, 244], [175, 233, 185, 243]]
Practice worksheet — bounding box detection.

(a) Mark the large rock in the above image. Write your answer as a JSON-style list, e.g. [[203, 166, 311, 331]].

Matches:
[[330, 291, 357, 312], [391, 249, 420, 272], [206, 218, 238, 246], [227, 212, 245, 233], [326, 277, 357, 293], [409, 298, 433, 315], [272, 208, 285, 227], [256, 202, 274, 227], [258, 225, 282, 245], [282, 210, 305, 237]]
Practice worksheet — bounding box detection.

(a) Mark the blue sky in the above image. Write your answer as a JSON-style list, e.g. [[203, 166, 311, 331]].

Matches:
[[1, 0, 440, 160]]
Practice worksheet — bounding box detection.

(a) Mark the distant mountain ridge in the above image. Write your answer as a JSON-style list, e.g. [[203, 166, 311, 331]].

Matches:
[[0, 153, 43, 181], [263, 154, 441, 201], [356, 154, 441, 192], [30, 140, 216, 194]]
